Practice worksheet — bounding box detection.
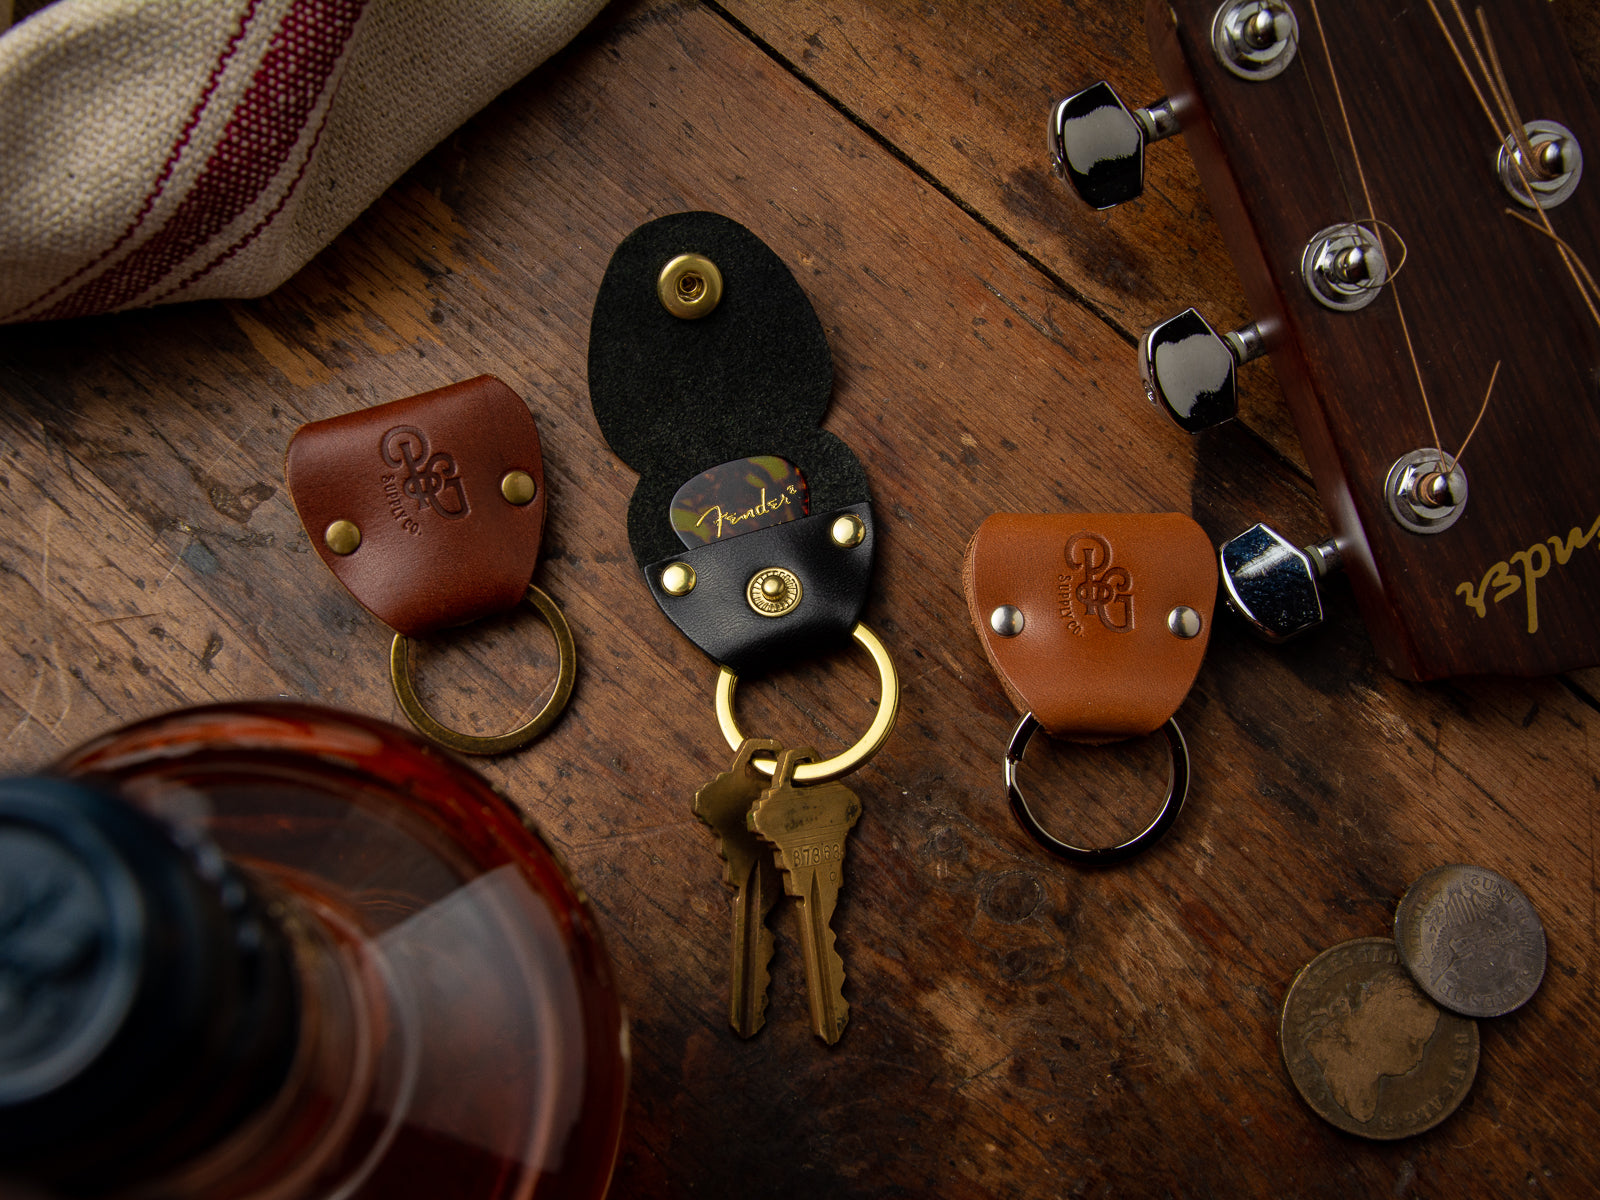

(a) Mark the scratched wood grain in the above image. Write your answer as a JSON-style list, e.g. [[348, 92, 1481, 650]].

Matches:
[[0, 2, 1596, 1198], [717, 0, 1309, 472]]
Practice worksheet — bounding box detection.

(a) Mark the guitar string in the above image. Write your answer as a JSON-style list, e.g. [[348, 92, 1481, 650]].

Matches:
[[1304, 0, 1448, 462], [1451, 360, 1498, 469], [1415, 3, 1584, 465], [1425, 2, 1600, 332], [1298, 20, 1361, 236], [1449, 3, 1600, 436], [1427, 1, 1507, 145], [1297, 70, 1415, 284], [1450, 5, 1600, 467], [1505, 212, 1600, 306], [1476, 12, 1533, 157], [1480, 15, 1600, 331], [1442, 1, 1535, 165]]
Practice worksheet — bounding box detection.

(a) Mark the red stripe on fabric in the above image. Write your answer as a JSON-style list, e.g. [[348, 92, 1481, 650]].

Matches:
[[33, 0, 369, 322], [2, 0, 261, 322], [151, 100, 334, 304]]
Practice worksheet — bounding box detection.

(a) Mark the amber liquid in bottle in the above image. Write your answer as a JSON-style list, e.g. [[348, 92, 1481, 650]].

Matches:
[[50, 702, 628, 1200]]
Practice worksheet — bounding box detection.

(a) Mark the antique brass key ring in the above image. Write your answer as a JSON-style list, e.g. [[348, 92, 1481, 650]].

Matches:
[[715, 623, 899, 784], [390, 583, 577, 756], [1003, 713, 1189, 865]]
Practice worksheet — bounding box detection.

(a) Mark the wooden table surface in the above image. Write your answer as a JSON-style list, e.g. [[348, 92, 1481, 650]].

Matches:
[[3, 1, 1598, 1196]]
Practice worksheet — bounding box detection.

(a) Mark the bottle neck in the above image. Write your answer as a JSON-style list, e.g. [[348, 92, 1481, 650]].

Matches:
[[137, 875, 403, 1200]]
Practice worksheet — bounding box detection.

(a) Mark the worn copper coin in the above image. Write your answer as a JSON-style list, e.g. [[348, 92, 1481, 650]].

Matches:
[[1280, 937, 1478, 1139], [1394, 863, 1546, 1018]]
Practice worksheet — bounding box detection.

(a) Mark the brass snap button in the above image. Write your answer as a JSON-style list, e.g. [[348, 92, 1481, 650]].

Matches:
[[658, 253, 723, 319], [747, 566, 802, 617]]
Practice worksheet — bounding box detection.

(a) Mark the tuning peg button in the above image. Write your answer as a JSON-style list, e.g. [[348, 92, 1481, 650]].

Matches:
[[1139, 308, 1266, 433], [1049, 81, 1179, 209], [1219, 524, 1342, 643]]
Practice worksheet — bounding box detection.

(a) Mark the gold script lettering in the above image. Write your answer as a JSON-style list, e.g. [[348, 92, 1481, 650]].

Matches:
[[1457, 513, 1600, 633], [694, 486, 795, 540], [1550, 515, 1600, 563], [1508, 544, 1551, 634]]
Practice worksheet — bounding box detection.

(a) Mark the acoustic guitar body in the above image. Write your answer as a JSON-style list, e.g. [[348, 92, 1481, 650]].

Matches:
[[1147, 0, 1600, 679]]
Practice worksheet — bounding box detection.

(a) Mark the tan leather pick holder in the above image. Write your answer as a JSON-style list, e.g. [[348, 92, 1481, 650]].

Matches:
[[963, 513, 1217, 742], [284, 375, 548, 637]]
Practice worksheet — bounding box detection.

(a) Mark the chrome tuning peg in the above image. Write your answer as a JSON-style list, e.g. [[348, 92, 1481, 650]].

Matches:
[[1049, 81, 1179, 209], [1219, 524, 1342, 643], [1139, 309, 1266, 433]]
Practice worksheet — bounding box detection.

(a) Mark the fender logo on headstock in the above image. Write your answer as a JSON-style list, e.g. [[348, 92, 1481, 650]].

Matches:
[[1456, 513, 1600, 634]]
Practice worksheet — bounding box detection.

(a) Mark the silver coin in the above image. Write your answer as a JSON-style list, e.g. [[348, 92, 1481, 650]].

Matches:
[[1280, 937, 1479, 1139], [1394, 863, 1546, 1018]]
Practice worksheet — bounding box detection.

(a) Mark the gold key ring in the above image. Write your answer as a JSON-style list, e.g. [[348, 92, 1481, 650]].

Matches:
[[715, 622, 898, 784], [390, 583, 577, 756]]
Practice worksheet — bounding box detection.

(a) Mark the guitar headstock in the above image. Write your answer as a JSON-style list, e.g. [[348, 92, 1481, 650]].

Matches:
[[1090, 0, 1600, 679]]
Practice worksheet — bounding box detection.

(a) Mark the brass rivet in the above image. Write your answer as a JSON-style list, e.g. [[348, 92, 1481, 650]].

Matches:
[[661, 562, 697, 596], [658, 253, 723, 319], [747, 567, 802, 617], [501, 470, 537, 506], [1167, 606, 1203, 639], [324, 520, 361, 556], [830, 513, 866, 548]]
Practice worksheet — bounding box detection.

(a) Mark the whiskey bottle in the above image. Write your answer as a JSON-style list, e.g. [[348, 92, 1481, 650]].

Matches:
[[0, 701, 627, 1199]]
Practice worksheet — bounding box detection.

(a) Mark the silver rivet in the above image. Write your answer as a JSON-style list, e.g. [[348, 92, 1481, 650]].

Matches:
[[990, 605, 1025, 637], [1167, 606, 1203, 639]]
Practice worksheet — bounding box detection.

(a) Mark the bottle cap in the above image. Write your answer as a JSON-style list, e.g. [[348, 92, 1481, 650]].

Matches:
[[0, 778, 297, 1189]]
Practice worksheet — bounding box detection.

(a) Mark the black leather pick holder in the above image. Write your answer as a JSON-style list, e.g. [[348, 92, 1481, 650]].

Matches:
[[588, 212, 874, 675]]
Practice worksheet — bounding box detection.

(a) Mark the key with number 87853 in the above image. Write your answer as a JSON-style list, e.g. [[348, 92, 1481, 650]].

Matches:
[[748, 746, 861, 1044]]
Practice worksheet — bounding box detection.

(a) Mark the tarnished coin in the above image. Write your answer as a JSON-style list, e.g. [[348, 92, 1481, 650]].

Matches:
[[1280, 937, 1478, 1139], [1395, 863, 1546, 1018]]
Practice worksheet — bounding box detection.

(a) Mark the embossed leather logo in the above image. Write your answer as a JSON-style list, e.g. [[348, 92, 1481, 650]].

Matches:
[[1060, 532, 1133, 632], [380, 425, 469, 521]]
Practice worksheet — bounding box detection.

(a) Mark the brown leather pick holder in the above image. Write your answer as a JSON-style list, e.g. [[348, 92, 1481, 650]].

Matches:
[[284, 375, 575, 755], [963, 512, 1217, 863]]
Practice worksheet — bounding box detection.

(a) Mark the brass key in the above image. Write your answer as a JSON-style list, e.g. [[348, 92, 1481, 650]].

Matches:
[[748, 747, 862, 1044], [692, 737, 785, 1037]]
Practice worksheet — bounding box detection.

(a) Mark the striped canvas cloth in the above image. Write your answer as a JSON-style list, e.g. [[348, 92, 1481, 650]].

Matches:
[[0, 0, 605, 324]]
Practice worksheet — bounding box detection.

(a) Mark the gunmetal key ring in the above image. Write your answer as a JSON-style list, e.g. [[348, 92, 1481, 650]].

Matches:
[[1003, 712, 1189, 864]]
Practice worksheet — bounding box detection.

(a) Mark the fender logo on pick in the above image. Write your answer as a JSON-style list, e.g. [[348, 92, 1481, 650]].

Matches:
[[1058, 532, 1133, 633], [379, 425, 469, 527]]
